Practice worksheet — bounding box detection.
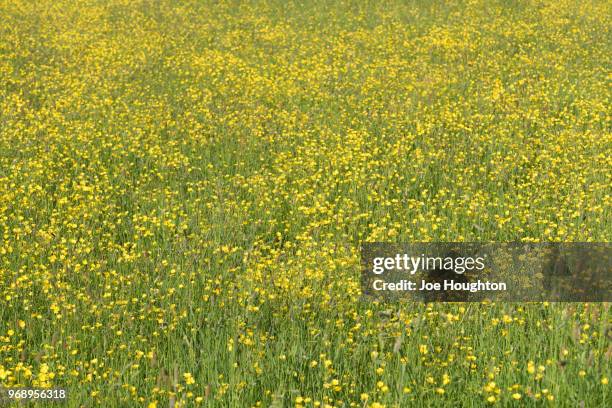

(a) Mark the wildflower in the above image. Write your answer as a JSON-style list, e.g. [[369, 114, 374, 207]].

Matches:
[[442, 373, 450, 385], [183, 373, 195, 385]]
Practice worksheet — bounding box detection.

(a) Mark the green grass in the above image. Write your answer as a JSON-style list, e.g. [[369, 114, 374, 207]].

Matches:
[[0, 0, 610, 406]]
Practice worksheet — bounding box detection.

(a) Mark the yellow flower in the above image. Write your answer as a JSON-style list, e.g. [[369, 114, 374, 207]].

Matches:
[[183, 372, 195, 385], [0, 367, 8, 380], [527, 362, 535, 374]]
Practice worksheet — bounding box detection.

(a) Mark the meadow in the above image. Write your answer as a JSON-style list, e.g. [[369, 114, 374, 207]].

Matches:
[[0, 0, 610, 406]]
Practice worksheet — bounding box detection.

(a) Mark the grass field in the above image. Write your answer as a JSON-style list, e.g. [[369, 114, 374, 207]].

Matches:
[[0, 0, 611, 406]]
